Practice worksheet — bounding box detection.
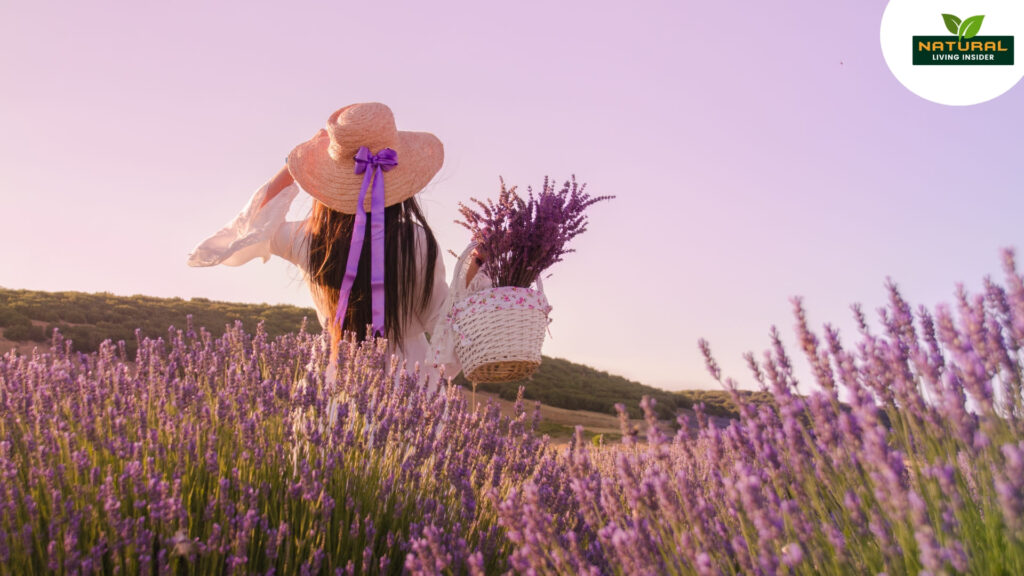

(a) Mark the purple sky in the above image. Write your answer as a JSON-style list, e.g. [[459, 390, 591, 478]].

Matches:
[[2, 0, 1022, 390]]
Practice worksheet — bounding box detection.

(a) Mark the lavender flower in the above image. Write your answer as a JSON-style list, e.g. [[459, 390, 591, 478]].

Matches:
[[4, 249, 1024, 573], [456, 176, 613, 288]]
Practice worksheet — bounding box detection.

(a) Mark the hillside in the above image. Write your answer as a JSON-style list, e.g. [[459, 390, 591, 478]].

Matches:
[[456, 357, 681, 420], [455, 358, 774, 421], [0, 287, 764, 422], [0, 288, 319, 358]]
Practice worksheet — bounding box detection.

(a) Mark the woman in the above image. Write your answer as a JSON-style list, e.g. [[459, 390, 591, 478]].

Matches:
[[188, 103, 482, 380]]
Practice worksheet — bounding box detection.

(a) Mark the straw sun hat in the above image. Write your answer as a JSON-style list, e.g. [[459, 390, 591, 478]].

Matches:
[[286, 103, 443, 214]]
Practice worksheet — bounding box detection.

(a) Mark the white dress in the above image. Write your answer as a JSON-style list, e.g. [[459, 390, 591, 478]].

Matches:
[[187, 178, 462, 384]]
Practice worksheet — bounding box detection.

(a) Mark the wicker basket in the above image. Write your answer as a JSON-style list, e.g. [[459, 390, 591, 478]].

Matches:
[[447, 244, 551, 384]]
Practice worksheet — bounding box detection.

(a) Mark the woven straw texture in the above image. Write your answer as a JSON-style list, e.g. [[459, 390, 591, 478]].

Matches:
[[287, 103, 443, 214], [466, 360, 540, 384], [455, 297, 548, 383]]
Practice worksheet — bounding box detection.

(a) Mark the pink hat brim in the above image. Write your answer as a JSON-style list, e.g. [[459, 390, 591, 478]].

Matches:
[[287, 122, 443, 214]]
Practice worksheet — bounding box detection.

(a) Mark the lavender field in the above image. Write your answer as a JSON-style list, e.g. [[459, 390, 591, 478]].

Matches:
[[2, 253, 1024, 575]]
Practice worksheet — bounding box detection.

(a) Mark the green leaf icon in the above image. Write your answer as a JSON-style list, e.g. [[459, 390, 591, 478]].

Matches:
[[959, 15, 985, 39], [942, 14, 962, 35]]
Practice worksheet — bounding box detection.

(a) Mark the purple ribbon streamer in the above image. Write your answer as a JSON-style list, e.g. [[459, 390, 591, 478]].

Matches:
[[334, 146, 397, 338]]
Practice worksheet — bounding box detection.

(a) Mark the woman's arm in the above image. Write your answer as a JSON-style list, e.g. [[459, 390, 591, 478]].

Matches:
[[188, 172, 302, 268], [259, 165, 295, 210]]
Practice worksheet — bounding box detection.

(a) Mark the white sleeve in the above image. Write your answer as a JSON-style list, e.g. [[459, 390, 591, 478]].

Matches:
[[187, 181, 304, 268]]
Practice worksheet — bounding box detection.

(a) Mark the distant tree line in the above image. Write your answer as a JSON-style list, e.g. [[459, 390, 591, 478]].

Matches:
[[0, 288, 320, 357]]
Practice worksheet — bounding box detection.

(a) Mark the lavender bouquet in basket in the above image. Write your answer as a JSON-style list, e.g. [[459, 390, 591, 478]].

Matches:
[[430, 176, 612, 384], [456, 176, 614, 288]]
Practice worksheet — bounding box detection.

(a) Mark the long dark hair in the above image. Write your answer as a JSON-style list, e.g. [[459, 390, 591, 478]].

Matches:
[[306, 197, 438, 353]]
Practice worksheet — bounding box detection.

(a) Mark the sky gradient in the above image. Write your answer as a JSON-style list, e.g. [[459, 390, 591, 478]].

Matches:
[[2, 0, 1023, 390]]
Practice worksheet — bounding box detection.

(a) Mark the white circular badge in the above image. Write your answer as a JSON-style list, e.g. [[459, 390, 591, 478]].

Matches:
[[881, 0, 1024, 105]]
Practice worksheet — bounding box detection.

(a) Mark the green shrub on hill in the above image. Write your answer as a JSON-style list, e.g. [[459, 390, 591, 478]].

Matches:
[[0, 308, 22, 327], [3, 321, 45, 342], [674, 389, 776, 420]]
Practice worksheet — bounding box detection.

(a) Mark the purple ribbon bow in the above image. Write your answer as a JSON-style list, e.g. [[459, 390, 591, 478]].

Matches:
[[334, 146, 397, 338]]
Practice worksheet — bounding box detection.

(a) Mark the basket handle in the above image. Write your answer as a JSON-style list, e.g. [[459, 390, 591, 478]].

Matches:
[[450, 242, 478, 300]]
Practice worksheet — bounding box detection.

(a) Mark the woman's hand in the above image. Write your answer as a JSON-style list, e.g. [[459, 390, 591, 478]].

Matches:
[[465, 247, 488, 288], [259, 165, 295, 210]]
